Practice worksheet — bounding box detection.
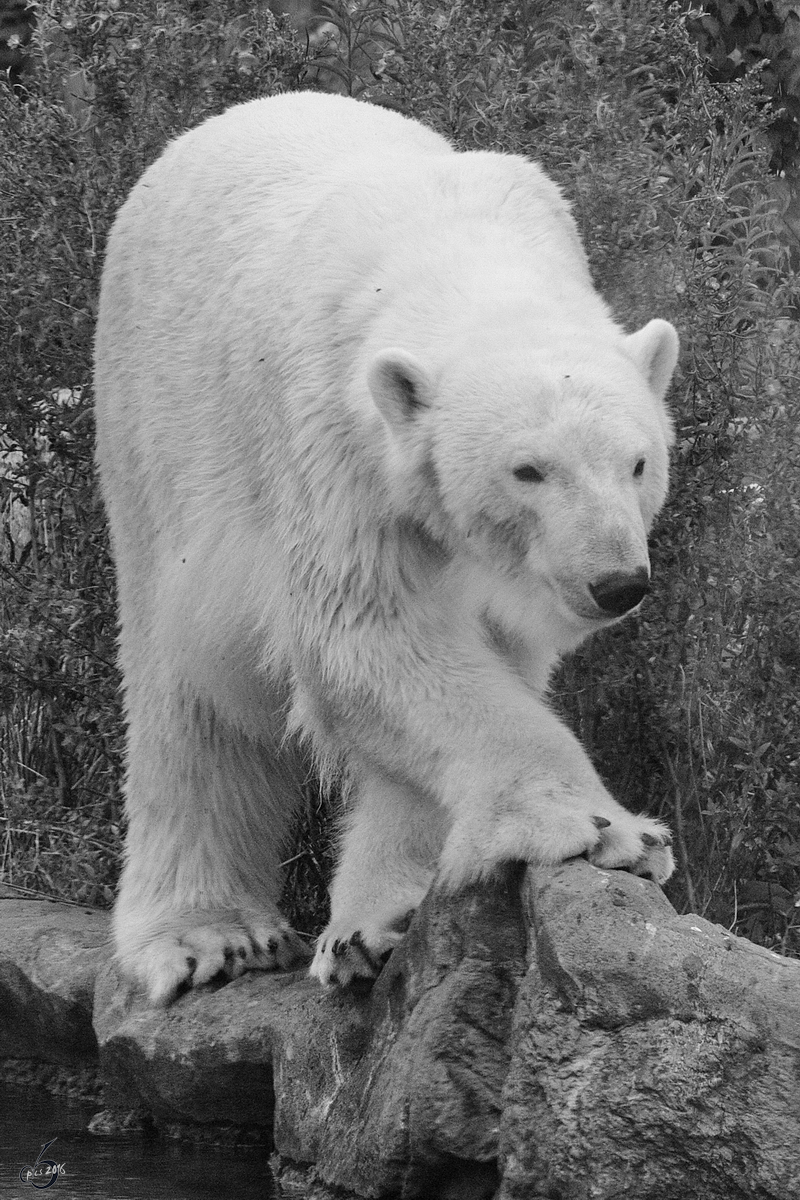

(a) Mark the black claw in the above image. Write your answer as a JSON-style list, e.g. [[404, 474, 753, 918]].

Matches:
[[642, 833, 659, 847], [267, 936, 279, 954], [237, 946, 248, 960], [592, 815, 612, 829]]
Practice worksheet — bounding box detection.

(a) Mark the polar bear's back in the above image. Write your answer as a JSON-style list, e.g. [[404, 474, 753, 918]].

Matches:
[[181, 89, 451, 165], [94, 92, 594, 549], [116, 92, 451, 250]]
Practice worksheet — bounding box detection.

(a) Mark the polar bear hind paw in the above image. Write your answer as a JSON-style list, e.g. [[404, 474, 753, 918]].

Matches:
[[587, 813, 674, 886], [120, 912, 311, 1006]]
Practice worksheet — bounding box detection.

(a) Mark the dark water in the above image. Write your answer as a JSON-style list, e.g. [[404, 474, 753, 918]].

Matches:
[[0, 1085, 276, 1200]]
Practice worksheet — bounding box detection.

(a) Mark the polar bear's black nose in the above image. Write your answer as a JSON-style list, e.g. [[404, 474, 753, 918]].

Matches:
[[589, 569, 649, 616]]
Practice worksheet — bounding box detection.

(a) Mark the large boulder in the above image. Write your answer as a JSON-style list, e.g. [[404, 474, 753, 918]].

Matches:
[[3, 863, 800, 1198], [0, 891, 105, 1065]]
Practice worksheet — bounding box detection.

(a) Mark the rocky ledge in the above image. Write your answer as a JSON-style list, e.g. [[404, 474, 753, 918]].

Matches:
[[1, 861, 800, 1199]]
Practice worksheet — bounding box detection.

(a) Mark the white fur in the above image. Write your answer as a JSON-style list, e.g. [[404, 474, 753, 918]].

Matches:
[[94, 91, 679, 1001]]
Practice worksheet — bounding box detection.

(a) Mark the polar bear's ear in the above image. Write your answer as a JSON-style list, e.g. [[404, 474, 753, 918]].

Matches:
[[624, 319, 680, 401], [368, 349, 434, 433]]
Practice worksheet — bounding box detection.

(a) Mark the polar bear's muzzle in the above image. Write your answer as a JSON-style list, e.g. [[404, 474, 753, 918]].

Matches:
[[588, 567, 650, 618]]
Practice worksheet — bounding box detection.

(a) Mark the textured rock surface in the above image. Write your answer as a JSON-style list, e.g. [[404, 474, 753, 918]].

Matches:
[[498, 864, 800, 1200], [93, 958, 288, 1127], [0, 893, 107, 1065], [270, 868, 526, 1197], [2, 864, 800, 1199]]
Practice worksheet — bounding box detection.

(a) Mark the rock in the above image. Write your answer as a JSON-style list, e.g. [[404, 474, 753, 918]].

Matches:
[[2, 862, 800, 1198], [497, 864, 800, 1200], [270, 867, 525, 1198], [93, 955, 302, 1129], [0, 895, 107, 1065]]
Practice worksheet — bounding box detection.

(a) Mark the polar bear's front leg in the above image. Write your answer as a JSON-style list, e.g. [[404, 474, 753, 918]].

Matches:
[[114, 695, 311, 1005], [434, 692, 673, 889], [310, 771, 444, 989]]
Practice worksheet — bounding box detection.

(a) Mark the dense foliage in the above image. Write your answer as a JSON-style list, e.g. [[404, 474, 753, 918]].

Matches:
[[1, 0, 798, 950], [684, 0, 800, 174]]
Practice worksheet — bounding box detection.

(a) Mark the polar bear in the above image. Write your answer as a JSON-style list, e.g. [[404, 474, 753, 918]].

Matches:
[[94, 90, 679, 1004]]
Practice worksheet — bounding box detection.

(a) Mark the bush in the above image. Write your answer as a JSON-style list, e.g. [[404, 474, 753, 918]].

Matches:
[[683, 0, 800, 175], [2, 0, 798, 952]]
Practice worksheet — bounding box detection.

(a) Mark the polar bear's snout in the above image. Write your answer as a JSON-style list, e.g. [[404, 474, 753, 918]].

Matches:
[[588, 567, 650, 617]]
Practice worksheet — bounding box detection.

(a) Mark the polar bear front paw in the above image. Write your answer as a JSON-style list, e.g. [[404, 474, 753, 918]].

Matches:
[[587, 812, 674, 885], [310, 911, 415, 991], [117, 909, 311, 1006]]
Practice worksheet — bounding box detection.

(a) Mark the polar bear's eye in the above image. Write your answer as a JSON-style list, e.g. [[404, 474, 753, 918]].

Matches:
[[633, 458, 646, 478], [513, 463, 545, 484]]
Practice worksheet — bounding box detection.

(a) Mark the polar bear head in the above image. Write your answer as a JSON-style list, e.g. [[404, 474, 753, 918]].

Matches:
[[369, 318, 679, 638]]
